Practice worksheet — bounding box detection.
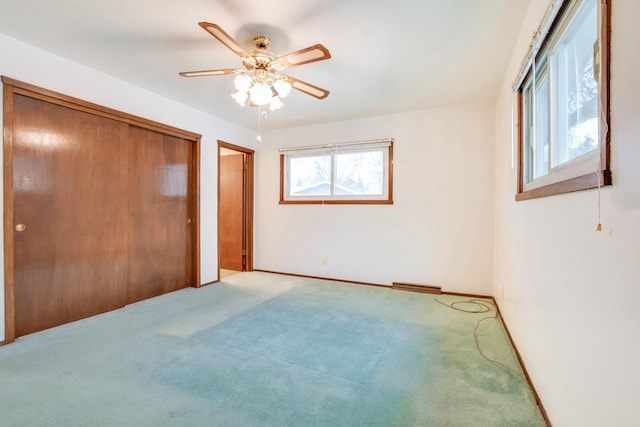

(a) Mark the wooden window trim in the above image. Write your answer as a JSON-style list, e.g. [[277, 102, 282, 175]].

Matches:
[[515, 0, 611, 201]]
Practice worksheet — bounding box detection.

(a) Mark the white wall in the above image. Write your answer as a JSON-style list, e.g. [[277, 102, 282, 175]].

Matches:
[[0, 32, 256, 342], [254, 104, 496, 294], [493, 1, 640, 426]]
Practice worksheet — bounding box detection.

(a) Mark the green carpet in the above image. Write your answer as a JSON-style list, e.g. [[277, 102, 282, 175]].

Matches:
[[0, 272, 545, 426]]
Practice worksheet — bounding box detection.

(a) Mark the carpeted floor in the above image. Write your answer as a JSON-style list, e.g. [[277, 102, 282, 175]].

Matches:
[[220, 269, 241, 279], [0, 272, 546, 426]]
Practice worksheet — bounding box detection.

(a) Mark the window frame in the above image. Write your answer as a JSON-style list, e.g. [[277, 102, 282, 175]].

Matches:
[[516, 0, 611, 201], [279, 140, 394, 205]]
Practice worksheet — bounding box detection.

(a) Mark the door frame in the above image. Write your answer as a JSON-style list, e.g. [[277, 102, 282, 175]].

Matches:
[[2, 77, 201, 343], [217, 140, 254, 277]]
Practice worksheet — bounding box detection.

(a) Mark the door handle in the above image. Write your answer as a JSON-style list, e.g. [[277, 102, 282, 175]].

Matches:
[[15, 224, 26, 232]]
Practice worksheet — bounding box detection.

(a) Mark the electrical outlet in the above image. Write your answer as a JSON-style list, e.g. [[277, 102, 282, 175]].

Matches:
[[322, 257, 328, 266]]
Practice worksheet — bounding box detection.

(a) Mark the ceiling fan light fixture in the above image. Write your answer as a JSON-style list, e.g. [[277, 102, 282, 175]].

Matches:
[[269, 96, 284, 111], [233, 74, 252, 92], [249, 83, 272, 106], [273, 77, 292, 98], [180, 23, 331, 112], [231, 90, 248, 106]]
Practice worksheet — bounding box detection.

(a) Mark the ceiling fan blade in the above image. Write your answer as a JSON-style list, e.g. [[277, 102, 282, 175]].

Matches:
[[284, 75, 330, 100], [198, 22, 251, 58], [179, 68, 239, 77], [277, 44, 331, 68]]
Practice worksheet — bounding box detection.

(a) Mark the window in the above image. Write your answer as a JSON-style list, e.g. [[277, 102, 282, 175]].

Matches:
[[280, 139, 393, 204], [515, 0, 610, 200]]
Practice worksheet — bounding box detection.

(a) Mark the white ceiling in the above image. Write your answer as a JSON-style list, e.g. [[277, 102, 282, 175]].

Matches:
[[0, 0, 531, 130]]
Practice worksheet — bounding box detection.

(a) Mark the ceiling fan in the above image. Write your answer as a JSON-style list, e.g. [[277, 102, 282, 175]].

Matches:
[[179, 22, 331, 110]]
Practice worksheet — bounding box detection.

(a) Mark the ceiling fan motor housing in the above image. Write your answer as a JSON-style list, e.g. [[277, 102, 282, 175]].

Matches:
[[253, 35, 271, 50], [240, 35, 284, 72]]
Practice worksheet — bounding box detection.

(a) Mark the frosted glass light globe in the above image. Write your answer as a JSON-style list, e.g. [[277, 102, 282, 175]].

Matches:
[[233, 74, 252, 92], [249, 83, 272, 106], [273, 79, 292, 98], [269, 96, 284, 111], [231, 90, 248, 106]]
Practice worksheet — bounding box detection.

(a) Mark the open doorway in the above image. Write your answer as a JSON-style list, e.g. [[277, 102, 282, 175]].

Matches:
[[218, 141, 254, 280]]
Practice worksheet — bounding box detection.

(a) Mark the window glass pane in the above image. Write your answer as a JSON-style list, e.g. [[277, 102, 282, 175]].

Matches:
[[288, 155, 331, 196], [334, 150, 384, 195], [554, 0, 598, 165], [534, 76, 549, 179]]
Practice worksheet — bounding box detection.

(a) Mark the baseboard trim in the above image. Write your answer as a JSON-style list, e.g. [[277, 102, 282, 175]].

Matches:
[[494, 301, 552, 427], [253, 269, 389, 288], [253, 270, 495, 298], [443, 290, 493, 299]]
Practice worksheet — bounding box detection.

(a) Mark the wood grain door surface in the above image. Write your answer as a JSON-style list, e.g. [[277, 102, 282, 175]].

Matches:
[[11, 95, 193, 337], [12, 95, 130, 337], [127, 126, 192, 304], [219, 154, 244, 271]]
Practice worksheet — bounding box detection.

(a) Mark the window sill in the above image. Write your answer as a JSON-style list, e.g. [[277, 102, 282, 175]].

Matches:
[[515, 170, 611, 201], [279, 199, 394, 205]]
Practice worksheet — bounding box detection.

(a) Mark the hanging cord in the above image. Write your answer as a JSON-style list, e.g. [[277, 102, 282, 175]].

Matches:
[[257, 106, 264, 143], [434, 297, 527, 382], [595, 9, 610, 232], [596, 148, 602, 231], [594, 46, 602, 232]]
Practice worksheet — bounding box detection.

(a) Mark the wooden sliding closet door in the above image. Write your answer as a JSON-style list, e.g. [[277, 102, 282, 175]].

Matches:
[[127, 126, 193, 303], [4, 78, 200, 342], [12, 95, 129, 337]]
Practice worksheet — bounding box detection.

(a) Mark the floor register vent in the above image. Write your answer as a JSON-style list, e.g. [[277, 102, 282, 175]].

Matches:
[[392, 282, 442, 295]]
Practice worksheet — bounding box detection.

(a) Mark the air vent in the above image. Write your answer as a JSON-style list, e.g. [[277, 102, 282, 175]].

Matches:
[[392, 282, 442, 295]]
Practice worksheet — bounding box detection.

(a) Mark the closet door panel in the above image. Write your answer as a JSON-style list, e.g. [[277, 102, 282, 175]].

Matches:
[[127, 126, 192, 303], [12, 95, 129, 337]]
